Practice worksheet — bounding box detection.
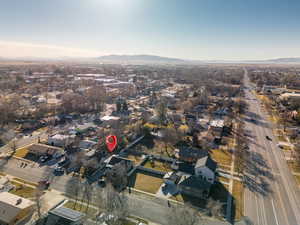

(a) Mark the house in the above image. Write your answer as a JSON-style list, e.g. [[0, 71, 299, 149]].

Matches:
[[105, 155, 133, 172], [174, 147, 207, 163], [48, 134, 73, 147], [209, 119, 224, 132], [45, 207, 85, 225], [209, 119, 224, 141], [194, 156, 217, 184], [0, 192, 35, 225], [262, 85, 286, 95], [177, 175, 211, 199], [28, 143, 63, 157]]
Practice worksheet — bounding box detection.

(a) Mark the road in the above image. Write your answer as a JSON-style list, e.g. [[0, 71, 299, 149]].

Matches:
[[243, 69, 300, 225]]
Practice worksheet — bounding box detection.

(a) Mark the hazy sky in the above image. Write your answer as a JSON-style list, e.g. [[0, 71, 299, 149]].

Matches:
[[1, 0, 300, 60]]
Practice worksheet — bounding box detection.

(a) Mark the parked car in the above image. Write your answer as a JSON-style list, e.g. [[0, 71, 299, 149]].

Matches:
[[53, 166, 65, 176], [58, 158, 70, 167], [53, 152, 65, 160], [39, 155, 52, 163]]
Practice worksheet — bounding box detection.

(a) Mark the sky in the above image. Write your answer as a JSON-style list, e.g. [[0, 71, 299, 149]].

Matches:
[[1, 0, 300, 60]]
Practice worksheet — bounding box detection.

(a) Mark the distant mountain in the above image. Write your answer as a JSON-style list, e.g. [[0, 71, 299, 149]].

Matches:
[[98, 54, 186, 63], [265, 57, 300, 63]]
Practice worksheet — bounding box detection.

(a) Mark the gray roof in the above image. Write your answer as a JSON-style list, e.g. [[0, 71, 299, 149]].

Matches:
[[179, 175, 211, 190], [49, 207, 85, 222], [195, 156, 217, 172]]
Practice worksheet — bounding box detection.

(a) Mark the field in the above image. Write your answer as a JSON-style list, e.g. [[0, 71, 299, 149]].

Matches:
[[10, 181, 36, 198], [143, 160, 172, 172], [210, 148, 232, 166], [132, 173, 163, 194], [63, 200, 98, 218], [14, 146, 29, 158]]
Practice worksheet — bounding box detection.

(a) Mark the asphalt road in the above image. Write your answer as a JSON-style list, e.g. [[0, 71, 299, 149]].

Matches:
[[243, 69, 300, 225]]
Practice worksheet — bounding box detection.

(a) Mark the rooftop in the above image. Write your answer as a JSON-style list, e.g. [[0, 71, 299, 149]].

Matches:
[[49, 207, 85, 222]]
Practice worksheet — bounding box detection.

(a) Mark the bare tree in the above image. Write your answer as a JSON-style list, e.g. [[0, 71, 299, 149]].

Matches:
[[161, 127, 182, 156], [168, 204, 202, 225], [65, 176, 82, 209], [106, 162, 128, 191], [155, 101, 167, 126], [95, 183, 129, 225]]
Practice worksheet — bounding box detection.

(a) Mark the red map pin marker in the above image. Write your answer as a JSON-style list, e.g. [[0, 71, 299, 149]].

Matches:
[[106, 135, 117, 153]]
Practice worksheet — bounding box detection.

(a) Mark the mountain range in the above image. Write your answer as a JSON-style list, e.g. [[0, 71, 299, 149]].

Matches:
[[1, 54, 300, 64]]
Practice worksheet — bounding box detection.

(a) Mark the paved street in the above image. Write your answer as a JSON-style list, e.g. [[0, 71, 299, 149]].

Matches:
[[243, 69, 300, 225]]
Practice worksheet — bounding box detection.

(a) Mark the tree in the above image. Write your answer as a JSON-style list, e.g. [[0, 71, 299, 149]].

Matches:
[[106, 162, 128, 191], [122, 101, 128, 111], [65, 176, 82, 209], [155, 101, 167, 126], [167, 205, 202, 225], [82, 182, 94, 213], [161, 127, 182, 156], [95, 183, 129, 225]]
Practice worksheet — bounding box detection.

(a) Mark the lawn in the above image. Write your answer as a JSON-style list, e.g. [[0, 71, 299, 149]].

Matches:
[[132, 173, 163, 194], [13, 178, 38, 187], [294, 175, 300, 186], [143, 160, 172, 172], [63, 200, 98, 218], [287, 162, 300, 173], [217, 176, 230, 184], [232, 181, 244, 221], [277, 135, 287, 142], [127, 155, 143, 165], [10, 181, 36, 198], [14, 147, 29, 158], [210, 148, 232, 166]]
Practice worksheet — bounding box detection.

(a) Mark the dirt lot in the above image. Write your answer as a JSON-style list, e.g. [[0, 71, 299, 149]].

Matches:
[[131, 173, 163, 194]]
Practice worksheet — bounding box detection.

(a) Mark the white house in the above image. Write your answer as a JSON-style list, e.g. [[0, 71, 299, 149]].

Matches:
[[48, 134, 73, 147], [194, 156, 217, 184]]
